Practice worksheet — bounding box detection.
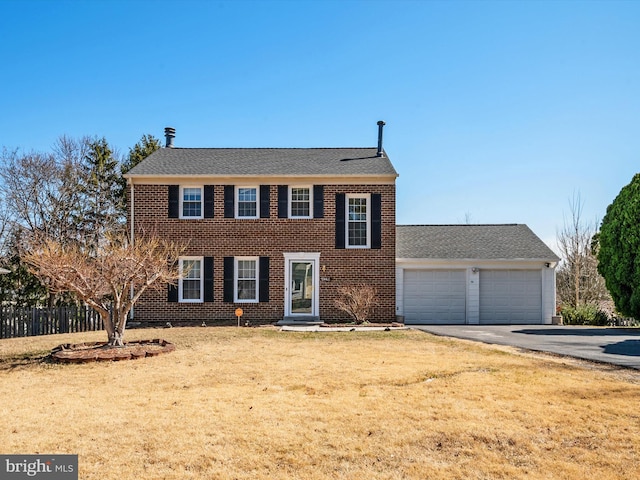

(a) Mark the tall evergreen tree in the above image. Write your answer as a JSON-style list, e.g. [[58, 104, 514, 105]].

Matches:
[[0, 232, 48, 307], [118, 134, 161, 207], [81, 137, 125, 250], [597, 173, 640, 319], [122, 134, 161, 174]]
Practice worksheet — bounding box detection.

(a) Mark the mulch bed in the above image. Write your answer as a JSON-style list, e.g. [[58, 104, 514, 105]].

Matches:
[[50, 339, 175, 363]]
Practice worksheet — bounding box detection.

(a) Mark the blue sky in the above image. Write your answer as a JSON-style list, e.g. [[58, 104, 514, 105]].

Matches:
[[2, 0, 639, 253]]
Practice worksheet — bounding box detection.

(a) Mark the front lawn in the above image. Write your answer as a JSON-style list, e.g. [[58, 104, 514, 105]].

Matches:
[[0, 327, 638, 479]]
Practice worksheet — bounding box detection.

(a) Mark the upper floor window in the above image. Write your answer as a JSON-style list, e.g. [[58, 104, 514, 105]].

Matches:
[[179, 257, 203, 302], [181, 187, 203, 219], [347, 194, 370, 248], [169, 185, 213, 219], [290, 187, 312, 218], [278, 185, 323, 219], [236, 187, 258, 218]]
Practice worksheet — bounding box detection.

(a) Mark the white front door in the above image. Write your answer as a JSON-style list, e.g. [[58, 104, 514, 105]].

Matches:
[[284, 253, 320, 317]]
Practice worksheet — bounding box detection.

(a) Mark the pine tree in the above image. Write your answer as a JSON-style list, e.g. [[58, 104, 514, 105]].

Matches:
[[118, 134, 161, 208], [80, 137, 125, 250]]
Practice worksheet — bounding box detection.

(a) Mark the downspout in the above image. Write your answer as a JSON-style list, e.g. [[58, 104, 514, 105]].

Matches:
[[129, 178, 135, 244], [129, 178, 135, 319]]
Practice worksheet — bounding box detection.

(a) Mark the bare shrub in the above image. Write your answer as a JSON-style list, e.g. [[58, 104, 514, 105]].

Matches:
[[334, 284, 379, 324]]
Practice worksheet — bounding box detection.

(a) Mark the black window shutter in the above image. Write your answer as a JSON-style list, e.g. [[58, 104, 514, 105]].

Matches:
[[260, 185, 270, 218], [168, 185, 179, 218], [168, 260, 178, 302], [335, 193, 346, 249], [278, 185, 288, 218], [224, 186, 234, 218], [259, 256, 269, 303], [371, 193, 382, 249], [204, 257, 214, 302], [223, 257, 234, 302], [167, 283, 178, 302], [204, 186, 214, 218], [313, 185, 324, 218]]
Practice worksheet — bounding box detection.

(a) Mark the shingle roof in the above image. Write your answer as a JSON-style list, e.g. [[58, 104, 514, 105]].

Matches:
[[397, 224, 559, 261], [125, 147, 398, 177]]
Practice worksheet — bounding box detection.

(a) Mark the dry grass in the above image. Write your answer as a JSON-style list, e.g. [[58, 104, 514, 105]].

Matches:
[[1, 327, 639, 480]]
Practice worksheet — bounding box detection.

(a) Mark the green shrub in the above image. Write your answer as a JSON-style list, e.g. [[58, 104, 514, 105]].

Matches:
[[560, 304, 610, 326]]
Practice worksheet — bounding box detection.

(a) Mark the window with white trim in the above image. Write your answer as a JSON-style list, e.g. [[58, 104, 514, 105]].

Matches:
[[347, 194, 370, 248], [236, 187, 258, 218], [235, 257, 258, 302], [181, 186, 203, 219], [289, 186, 312, 218], [179, 257, 203, 302]]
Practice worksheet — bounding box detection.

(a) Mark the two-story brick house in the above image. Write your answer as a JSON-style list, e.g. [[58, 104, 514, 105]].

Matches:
[[124, 123, 398, 325]]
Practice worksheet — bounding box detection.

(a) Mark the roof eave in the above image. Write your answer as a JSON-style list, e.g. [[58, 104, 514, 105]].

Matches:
[[124, 173, 398, 185], [396, 257, 559, 264]]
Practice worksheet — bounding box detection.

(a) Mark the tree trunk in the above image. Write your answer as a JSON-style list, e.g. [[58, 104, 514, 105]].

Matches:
[[574, 259, 580, 308], [108, 330, 124, 347], [100, 310, 119, 346], [108, 307, 127, 347]]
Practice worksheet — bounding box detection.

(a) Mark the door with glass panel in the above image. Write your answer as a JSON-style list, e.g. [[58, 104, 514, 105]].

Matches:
[[284, 254, 319, 318], [290, 261, 314, 314]]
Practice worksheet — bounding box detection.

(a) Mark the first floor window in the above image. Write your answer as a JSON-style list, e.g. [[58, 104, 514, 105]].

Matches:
[[181, 187, 203, 218], [237, 187, 258, 218], [347, 194, 370, 248], [235, 257, 258, 302], [180, 257, 203, 302]]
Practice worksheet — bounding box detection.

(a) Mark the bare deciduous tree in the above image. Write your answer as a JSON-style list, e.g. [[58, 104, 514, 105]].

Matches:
[[1, 143, 87, 306], [0, 197, 11, 258], [556, 193, 611, 311], [0, 137, 127, 306], [334, 285, 379, 324], [22, 234, 185, 346]]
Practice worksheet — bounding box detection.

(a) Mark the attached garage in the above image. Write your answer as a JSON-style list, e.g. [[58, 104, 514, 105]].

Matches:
[[479, 269, 542, 324], [403, 269, 466, 324], [396, 224, 559, 325]]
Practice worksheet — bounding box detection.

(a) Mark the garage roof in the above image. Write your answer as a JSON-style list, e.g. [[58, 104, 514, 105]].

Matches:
[[397, 224, 559, 261]]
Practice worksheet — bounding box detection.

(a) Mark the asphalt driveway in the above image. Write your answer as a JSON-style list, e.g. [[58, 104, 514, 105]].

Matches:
[[413, 325, 640, 370]]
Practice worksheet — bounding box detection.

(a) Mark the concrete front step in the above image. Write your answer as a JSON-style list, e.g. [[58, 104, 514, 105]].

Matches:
[[276, 316, 322, 326]]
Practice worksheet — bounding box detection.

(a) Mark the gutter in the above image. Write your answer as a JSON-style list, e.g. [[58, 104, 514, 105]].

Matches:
[[122, 174, 399, 185]]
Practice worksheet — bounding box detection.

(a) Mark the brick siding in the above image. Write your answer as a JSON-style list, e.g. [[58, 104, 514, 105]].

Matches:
[[130, 183, 396, 325]]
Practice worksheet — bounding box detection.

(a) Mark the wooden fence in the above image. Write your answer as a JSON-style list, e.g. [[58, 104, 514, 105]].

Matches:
[[0, 306, 104, 339]]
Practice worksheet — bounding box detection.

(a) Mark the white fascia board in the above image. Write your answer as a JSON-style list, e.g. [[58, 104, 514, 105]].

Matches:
[[125, 174, 397, 185], [396, 258, 556, 269]]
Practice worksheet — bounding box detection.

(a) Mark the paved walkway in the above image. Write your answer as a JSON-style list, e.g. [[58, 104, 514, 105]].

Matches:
[[281, 325, 407, 332], [413, 325, 640, 370]]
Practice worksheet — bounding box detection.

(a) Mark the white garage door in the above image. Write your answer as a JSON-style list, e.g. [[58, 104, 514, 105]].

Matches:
[[403, 269, 466, 324], [479, 270, 542, 324]]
